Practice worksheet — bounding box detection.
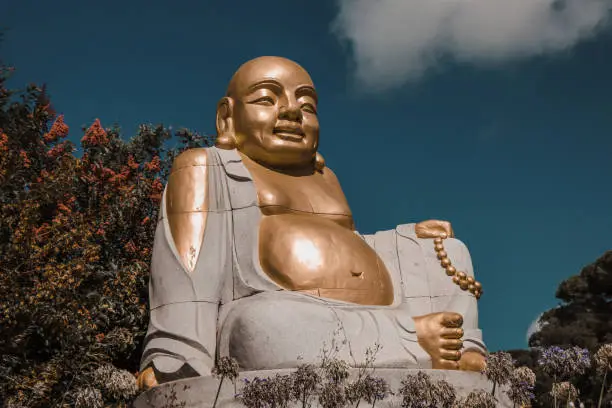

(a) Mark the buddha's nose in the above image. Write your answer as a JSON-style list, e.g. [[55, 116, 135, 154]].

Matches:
[[278, 103, 302, 122]]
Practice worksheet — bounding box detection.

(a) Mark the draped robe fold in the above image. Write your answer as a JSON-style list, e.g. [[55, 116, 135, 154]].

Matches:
[[141, 147, 486, 379]]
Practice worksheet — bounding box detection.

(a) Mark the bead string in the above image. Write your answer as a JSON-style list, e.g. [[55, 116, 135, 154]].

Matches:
[[433, 233, 483, 299]]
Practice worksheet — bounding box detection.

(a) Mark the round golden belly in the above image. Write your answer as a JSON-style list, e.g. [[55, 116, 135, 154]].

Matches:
[[258, 214, 394, 306]]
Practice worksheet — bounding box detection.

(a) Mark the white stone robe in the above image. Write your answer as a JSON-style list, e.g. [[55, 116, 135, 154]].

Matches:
[[140, 147, 486, 379]]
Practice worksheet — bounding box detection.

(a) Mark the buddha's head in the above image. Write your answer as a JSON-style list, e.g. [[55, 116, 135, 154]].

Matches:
[[216, 56, 320, 171]]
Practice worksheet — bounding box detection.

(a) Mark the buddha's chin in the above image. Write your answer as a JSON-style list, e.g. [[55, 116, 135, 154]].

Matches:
[[238, 137, 317, 170], [265, 154, 314, 170], [260, 141, 316, 168]]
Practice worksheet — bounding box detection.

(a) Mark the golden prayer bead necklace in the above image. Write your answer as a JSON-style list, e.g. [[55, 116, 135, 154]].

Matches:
[[433, 233, 483, 299]]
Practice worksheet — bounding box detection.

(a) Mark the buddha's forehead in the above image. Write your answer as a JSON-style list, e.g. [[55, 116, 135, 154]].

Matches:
[[227, 56, 314, 97]]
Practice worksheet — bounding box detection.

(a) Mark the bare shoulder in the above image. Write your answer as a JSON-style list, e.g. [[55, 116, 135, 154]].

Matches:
[[171, 148, 209, 172], [165, 148, 210, 272], [167, 148, 210, 213]]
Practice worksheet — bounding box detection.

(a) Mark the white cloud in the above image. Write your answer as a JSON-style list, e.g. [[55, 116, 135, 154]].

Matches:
[[332, 0, 612, 89], [526, 313, 544, 343]]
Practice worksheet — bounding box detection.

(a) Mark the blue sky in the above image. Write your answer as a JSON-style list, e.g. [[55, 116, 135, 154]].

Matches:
[[2, 0, 611, 352]]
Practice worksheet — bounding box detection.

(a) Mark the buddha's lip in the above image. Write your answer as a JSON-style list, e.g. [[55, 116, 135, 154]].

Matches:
[[273, 125, 304, 136]]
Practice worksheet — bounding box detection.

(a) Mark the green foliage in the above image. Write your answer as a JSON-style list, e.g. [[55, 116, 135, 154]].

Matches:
[[0, 63, 212, 407], [508, 250, 612, 407], [532, 251, 612, 350]]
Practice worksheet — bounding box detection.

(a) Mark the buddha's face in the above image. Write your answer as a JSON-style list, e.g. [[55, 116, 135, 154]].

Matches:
[[220, 57, 319, 169]]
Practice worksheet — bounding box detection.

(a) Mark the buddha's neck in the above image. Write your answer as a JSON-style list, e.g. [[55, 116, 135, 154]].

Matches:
[[239, 152, 316, 177]]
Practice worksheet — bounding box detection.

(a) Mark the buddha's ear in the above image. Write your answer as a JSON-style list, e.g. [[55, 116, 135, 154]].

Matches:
[[215, 97, 237, 150], [314, 152, 325, 172]]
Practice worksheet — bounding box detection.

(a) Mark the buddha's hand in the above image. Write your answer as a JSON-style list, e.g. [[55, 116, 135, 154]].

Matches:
[[137, 367, 159, 391], [413, 312, 464, 370], [459, 350, 486, 372]]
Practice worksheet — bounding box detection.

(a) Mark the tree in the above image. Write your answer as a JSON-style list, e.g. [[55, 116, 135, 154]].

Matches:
[[0, 59, 212, 407], [507, 250, 612, 407], [531, 251, 612, 349]]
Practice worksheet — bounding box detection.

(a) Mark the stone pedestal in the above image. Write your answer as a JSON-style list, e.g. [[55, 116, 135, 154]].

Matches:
[[133, 369, 512, 407]]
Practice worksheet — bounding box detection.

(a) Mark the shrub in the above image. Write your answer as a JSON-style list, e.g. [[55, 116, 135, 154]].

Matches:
[[0, 62, 211, 406]]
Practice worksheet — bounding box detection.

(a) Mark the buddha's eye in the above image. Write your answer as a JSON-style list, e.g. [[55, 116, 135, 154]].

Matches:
[[301, 103, 317, 114], [251, 96, 275, 106]]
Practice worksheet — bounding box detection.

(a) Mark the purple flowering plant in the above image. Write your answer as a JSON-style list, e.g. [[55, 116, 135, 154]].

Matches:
[[537, 346, 591, 380]]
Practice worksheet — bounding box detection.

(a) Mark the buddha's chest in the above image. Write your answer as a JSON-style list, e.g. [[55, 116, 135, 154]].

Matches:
[[244, 161, 353, 226], [238, 158, 394, 306], [261, 175, 345, 213]]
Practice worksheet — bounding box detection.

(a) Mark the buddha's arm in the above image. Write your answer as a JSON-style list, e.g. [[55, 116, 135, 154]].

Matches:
[[415, 220, 487, 371], [139, 148, 220, 389], [166, 148, 209, 273], [452, 240, 487, 371], [359, 220, 486, 370]]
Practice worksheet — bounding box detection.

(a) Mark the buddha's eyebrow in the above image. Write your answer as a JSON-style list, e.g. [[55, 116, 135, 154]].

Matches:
[[296, 85, 318, 103], [247, 79, 283, 94]]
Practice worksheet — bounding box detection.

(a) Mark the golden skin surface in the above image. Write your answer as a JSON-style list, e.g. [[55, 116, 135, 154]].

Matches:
[[218, 56, 395, 306], [165, 148, 209, 273], [240, 152, 394, 306]]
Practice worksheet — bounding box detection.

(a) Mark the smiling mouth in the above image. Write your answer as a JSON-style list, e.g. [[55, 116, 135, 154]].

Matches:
[[273, 125, 305, 141]]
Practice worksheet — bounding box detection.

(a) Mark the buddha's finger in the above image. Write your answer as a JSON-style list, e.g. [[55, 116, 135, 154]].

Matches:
[[440, 349, 462, 361], [441, 339, 463, 350], [434, 358, 460, 370], [441, 312, 463, 328], [441, 327, 464, 339], [138, 367, 158, 391]]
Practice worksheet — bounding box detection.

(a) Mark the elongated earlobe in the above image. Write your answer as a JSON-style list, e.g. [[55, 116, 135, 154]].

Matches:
[[215, 134, 237, 150], [314, 152, 325, 172], [215, 97, 237, 150]]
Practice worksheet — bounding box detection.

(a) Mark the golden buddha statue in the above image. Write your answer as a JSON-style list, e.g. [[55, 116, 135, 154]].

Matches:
[[137, 56, 486, 391]]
